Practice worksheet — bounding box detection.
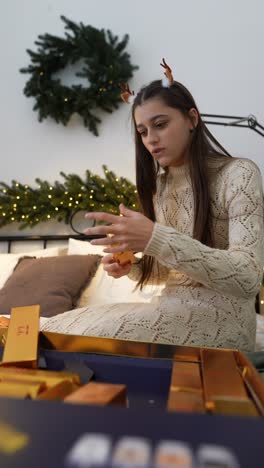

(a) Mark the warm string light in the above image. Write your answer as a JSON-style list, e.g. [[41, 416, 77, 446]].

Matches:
[[0, 167, 138, 227]]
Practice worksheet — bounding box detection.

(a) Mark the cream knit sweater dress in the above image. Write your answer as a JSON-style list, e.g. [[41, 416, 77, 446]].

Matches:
[[43, 157, 264, 352]]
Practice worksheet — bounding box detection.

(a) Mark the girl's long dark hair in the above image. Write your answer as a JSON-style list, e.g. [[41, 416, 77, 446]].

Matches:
[[132, 80, 232, 288]]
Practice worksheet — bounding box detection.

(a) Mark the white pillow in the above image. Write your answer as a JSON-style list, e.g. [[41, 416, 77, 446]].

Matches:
[[68, 238, 163, 306], [0, 246, 67, 289], [68, 237, 105, 256]]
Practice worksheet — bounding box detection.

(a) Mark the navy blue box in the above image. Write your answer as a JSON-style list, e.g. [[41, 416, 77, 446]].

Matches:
[[0, 348, 264, 467]]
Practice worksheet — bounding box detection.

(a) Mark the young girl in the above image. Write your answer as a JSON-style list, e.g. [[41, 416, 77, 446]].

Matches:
[[43, 63, 264, 352]]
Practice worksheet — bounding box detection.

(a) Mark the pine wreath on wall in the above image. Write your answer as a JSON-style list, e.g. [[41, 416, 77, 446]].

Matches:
[[20, 16, 138, 135]]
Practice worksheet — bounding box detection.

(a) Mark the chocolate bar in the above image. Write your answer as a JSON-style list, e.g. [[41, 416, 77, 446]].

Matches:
[[37, 380, 76, 400], [65, 381, 127, 406], [201, 349, 254, 416], [167, 361, 204, 413], [201, 349, 248, 399], [1, 305, 40, 368], [0, 366, 80, 388], [0, 379, 45, 399]]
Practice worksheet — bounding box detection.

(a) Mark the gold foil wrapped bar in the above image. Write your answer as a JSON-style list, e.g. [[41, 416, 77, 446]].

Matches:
[[0, 379, 45, 399], [201, 349, 255, 416], [201, 349, 248, 399], [1, 305, 40, 368], [235, 351, 264, 415], [65, 381, 127, 406], [210, 397, 258, 417], [0, 367, 80, 388], [167, 362, 204, 413], [37, 380, 76, 400]]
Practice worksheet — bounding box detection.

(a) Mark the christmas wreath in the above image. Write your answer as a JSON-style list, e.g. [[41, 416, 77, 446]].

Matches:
[[20, 16, 138, 135]]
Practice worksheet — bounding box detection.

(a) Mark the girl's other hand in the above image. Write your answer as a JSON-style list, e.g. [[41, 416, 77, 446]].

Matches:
[[101, 254, 132, 278], [84, 204, 154, 254]]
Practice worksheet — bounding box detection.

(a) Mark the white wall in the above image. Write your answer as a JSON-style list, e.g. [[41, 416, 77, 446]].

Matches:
[[0, 0, 263, 234]]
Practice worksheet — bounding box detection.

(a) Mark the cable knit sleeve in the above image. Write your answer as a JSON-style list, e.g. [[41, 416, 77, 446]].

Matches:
[[144, 159, 264, 298]]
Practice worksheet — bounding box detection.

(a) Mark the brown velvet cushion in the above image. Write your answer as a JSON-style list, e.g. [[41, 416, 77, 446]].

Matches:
[[0, 255, 100, 317]]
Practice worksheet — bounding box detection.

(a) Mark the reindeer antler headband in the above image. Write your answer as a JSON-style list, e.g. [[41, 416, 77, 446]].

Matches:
[[119, 83, 135, 104], [120, 58, 174, 104], [160, 58, 174, 87]]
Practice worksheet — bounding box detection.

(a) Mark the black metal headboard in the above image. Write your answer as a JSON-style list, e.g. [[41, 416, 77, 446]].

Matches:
[[0, 234, 96, 253]]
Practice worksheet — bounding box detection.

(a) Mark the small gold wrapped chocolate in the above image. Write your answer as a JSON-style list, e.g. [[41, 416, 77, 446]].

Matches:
[[0, 316, 10, 328], [107, 234, 136, 266], [113, 250, 136, 266]]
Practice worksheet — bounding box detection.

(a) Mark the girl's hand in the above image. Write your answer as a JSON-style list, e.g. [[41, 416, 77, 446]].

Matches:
[[101, 254, 132, 278], [84, 204, 154, 254]]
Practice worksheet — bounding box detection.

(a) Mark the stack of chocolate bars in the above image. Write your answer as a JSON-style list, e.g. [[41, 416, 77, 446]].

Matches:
[[0, 306, 127, 406], [167, 348, 264, 417]]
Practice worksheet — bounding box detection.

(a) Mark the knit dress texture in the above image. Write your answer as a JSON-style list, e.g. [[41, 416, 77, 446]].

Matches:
[[43, 157, 264, 352]]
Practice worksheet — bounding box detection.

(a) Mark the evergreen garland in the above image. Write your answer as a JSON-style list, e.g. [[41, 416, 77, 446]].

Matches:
[[20, 16, 138, 135], [0, 167, 138, 229]]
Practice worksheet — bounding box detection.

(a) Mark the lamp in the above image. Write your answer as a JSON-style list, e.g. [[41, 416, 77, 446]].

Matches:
[[201, 114, 264, 137]]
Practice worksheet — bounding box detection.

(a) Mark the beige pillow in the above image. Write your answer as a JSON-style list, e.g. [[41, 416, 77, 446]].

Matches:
[[0, 255, 100, 317]]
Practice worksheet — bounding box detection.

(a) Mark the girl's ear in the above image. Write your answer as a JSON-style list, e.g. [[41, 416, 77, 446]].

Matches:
[[188, 108, 199, 130]]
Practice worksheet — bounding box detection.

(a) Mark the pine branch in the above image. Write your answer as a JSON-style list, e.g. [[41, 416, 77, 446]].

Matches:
[[0, 167, 138, 229]]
